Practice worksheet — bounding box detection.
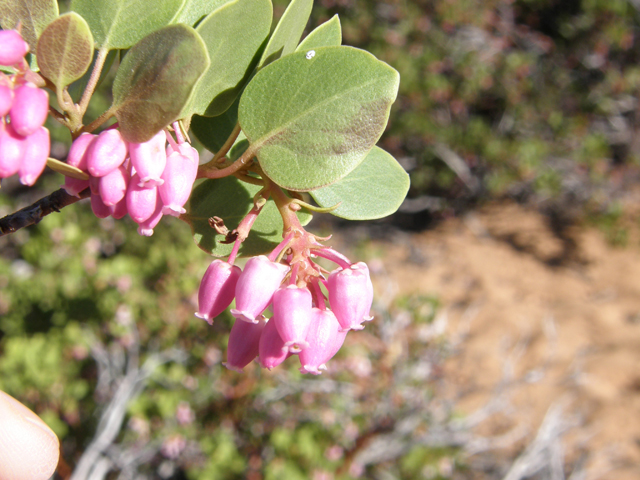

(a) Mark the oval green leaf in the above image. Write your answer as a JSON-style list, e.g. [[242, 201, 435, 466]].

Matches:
[[172, 0, 229, 26], [112, 24, 210, 143], [0, 0, 58, 50], [70, 0, 184, 49], [259, 0, 311, 68], [68, 49, 117, 103], [188, 177, 311, 257], [36, 13, 93, 90], [186, 0, 271, 117], [190, 95, 239, 153], [228, 133, 249, 162], [296, 14, 341, 51], [239, 46, 400, 191], [310, 146, 410, 220]]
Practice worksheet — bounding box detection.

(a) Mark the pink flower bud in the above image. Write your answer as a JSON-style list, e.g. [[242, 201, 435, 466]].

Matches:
[[273, 285, 312, 353], [167, 142, 199, 163], [327, 325, 348, 360], [86, 129, 128, 177], [63, 177, 90, 197], [90, 193, 111, 218], [99, 164, 129, 206], [129, 130, 166, 188], [196, 260, 241, 324], [9, 83, 48, 137], [67, 132, 95, 170], [89, 174, 100, 195], [159, 149, 198, 217], [230, 255, 289, 323], [258, 318, 290, 369], [110, 196, 128, 219], [328, 262, 374, 332], [62, 132, 95, 196], [18, 126, 49, 185], [136, 197, 163, 236], [0, 121, 26, 177], [0, 84, 13, 117], [126, 173, 158, 223], [223, 316, 266, 372], [0, 30, 29, 66], [299, 309, 343, 375]]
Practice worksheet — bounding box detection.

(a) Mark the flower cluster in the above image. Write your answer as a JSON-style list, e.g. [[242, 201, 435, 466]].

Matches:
[[0, 30, 50, 186], [62, 129, 198, 236], [196, 231, 373, 374]]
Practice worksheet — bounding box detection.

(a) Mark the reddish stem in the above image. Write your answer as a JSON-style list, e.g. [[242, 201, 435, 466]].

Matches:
[[310, 279, 326, 310], [172, 121, 185, 144], [312, 247, 351, 270], [289, 262, 300, 285], [268, 230, 295, 263], [227, 201, 266, 265]]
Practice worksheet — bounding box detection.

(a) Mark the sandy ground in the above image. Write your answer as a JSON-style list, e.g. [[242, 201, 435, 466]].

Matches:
[[361, 203, 640, 479]]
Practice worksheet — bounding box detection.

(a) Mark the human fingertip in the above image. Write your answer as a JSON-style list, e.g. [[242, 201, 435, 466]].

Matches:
[[0, 390, 60, 480]]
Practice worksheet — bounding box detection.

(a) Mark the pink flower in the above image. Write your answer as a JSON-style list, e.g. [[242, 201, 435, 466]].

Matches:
[[63, 176, 90, 197], [223, 316, 266, 372], [126, 173, 158, 223], [90, 193, 111, 219], [129, 130, 166, 188], [299, 308, 343, 374], [0, 84, 13, 117], [86, 129, 128, 177], [0, 121, 26, 177], [196, 260, 241, 324], [327, 262, 373, 332], [110, 197, 128, 219], [99, 164, 129, 206], [135, 197, 163, 236], [18, 126, 49, 186], [0, 30, 29, 66], [67, 132, 95, 170], [258, 318, 290, 369], [159, 146, 198, 216], [230, 255, 289, 323], [62, 133, 95, 196], [9, 83, 49, 137], [273, 285, 312, 353]]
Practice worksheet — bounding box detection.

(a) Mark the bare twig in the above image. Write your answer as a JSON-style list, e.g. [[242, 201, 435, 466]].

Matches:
[[0, 188, 90, 237], [502, 398, 582, 480], [70, 317, 187, 480], [433, 142, 480, 192]]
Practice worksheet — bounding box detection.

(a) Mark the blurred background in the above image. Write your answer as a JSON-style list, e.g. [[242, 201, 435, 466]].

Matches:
[[1, 0, 640, 478]]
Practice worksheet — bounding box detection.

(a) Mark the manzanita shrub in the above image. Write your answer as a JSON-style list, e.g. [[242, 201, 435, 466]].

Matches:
[[0, 0, 409, 373]]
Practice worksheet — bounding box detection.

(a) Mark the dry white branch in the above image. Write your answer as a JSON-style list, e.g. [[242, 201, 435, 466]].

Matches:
[[70, 319, 186, 480], [502, 398, 582, 480]]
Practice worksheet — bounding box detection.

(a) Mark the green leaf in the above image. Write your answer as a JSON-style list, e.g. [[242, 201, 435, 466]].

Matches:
[[36, 13, 93, 91], [190, 95, 239, 153], [259, 0, 311, 68], [239, 46, 400, 191], [112, 24, 210, 143], [296, 14, 341, 51], [0, 0, 58, 50], [172, 0, 228, 26], [70, 0, 184, 49], [188, 177, 311, 257], [228, 132, 248, 161], [310, 146, 410, 220], [186, 0, 271, 117], [67, 49, 117, 103]]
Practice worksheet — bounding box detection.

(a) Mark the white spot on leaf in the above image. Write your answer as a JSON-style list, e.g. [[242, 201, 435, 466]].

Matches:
[[306, 50, 316, 60]]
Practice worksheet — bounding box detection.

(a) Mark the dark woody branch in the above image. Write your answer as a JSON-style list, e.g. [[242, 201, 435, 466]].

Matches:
[[0, 188, 90, 237]]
